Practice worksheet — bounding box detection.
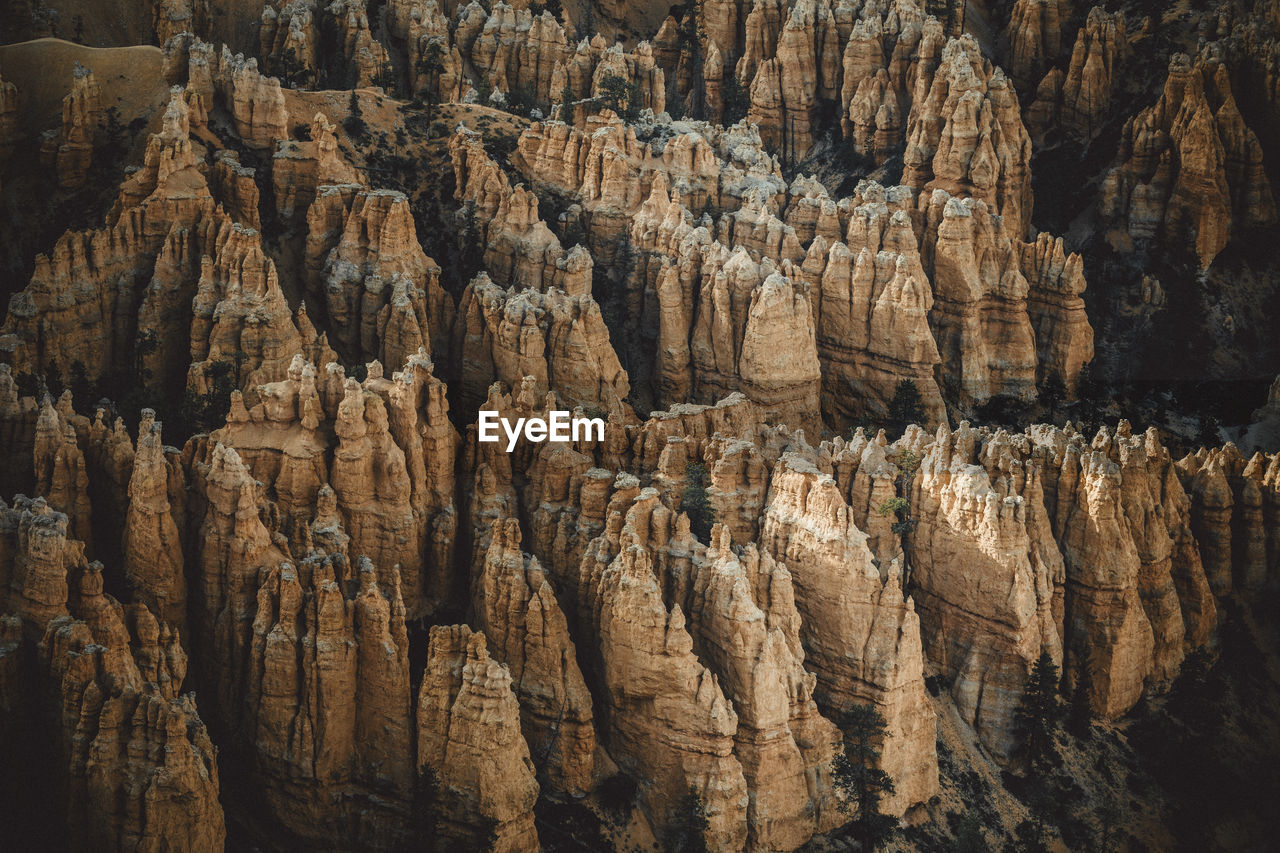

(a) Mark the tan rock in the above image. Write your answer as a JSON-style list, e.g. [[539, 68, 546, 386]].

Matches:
[[1019, 232, 1095, 392], [154, 0, 210, 44], [1099, 48, 1278, 267], [676, 524, 844, 848], [920, 190, 1038, 408], [417, 625, 541, 853], [183, 40, 288, 149], [1006, 0, 1064, 95], [39, 63, 101, 190], [0, 496, 73, 638], [800, 183, 946, 428], [40, 605, 223, 852], [904, 35, 1034, 238], [577, 492, 749, 850], [259, 0, 320, 86], [275, 112, 365, 228], [209, 350, 460, 619], [474, 517, 597, 794], [759, 453, 938, 814], [1, 87, 216, 390], [451, 272, 630, 414], [187, 220, 333, 401], [309, 187, 454, 366], [122, 411, 186, 632], [1058, 7, 1127, 142], [210, 149, 262, 230], [32, 396, 93, 551]]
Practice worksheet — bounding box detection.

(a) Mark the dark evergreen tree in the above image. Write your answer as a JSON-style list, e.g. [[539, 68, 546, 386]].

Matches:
[[953, 812, 987, 853], [1014, 788, 1055, 853], [559, 81, 576, 125], [721, 72, 749, 125], [1015, 651, 1063, 769], [1197, 413, 1222, 449], [674, 1, 705, 119], [415, 39, 445, 110], [277, 47, 306, 88], [413, 765, 441, 841], [681, 462, 714, 540], [343, 90, 367, 138], [671, 787, 710, 853], [1067, 672, 1092, 737], [68, 360, 94, 411], [598, 74, 639, 121], [833, 704, 898, 851], [1040, 373, 1066, 420], [886, 379, 925, 439], [1075, 361, 1104, 416], [372, 60, 397, 96]]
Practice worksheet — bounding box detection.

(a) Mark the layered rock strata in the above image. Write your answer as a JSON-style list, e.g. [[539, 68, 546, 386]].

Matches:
[[1099, 48, 1278, 267]]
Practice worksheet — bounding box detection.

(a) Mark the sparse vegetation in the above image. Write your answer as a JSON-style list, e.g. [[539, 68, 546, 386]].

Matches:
[[1016, 651, 1063, 771], [597, 74, 643, 122], [833, 704, 898, 851], [344, 91, 367, 140], [886, 379, 925, 439], [681, 462, 715, 540]]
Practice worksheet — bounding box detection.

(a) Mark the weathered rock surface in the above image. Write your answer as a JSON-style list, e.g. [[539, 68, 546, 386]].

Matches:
[[451, 271, 630, 414], [474, 517, 596, 794], [577, 489, 750, 850], [0, 71, 18, 186], [122, 410, 186, 632], [39, 63, 101, 190], [417, 624, 541, 853], [305, 185, 454, 367], [904, 35, 1035, 239], [208, 350, 460, 619], [1, 87, 215, 389], [274, 112, 365, 228], [759, 453, 938, 813], [1099, 48, 1278, 267], [1024, 7, 1127, 144], [0, 497, 224, 851]]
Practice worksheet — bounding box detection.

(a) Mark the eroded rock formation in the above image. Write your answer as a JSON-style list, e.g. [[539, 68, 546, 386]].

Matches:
[[1100, 48, 1278, 266]]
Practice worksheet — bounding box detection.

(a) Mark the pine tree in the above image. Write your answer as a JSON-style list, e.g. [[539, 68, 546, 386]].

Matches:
[[277, 47, 306, 88], [1040, 373, 1065, 420], [675, 1, 705, 119], [598, 74, 634, 119], [722, 72, 749, 125], [681, 462, 714, 540], [344, 90, 367, 138], [833, 704, 898, 851], [1067, 671, 1092, 737], [373, 60, 397, 96], [671, 787, 710, 853], [886, 379, 925, 439], [559, 81, 576, 125], [953, 812, 987, 852], [68, 360, 94, 411], [1015, 651, 1063, 769], [415, 40, 445, 110]]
